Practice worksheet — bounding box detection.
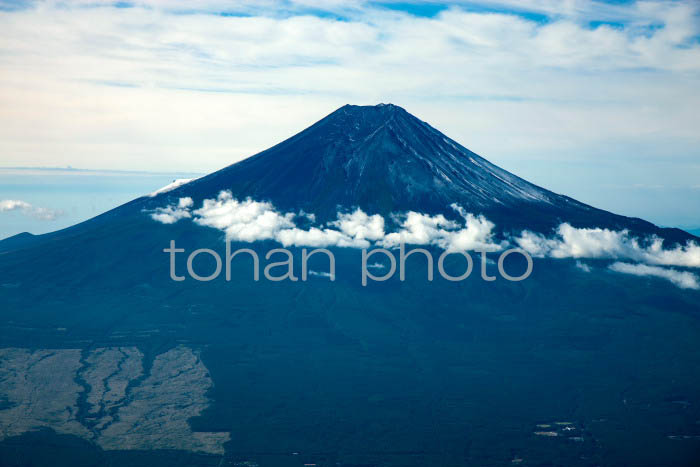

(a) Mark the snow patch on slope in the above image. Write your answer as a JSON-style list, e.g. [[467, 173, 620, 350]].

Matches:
[[149, 178, 194, 197]]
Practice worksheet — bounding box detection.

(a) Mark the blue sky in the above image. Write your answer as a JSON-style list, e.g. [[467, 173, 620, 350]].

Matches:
[[0, 0, 699, 237]]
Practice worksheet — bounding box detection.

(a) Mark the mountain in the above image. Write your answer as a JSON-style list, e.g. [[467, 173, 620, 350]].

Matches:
[[145, 103, 689, 239], [0, 105, 699, 467], [1, 103, 693, 255]]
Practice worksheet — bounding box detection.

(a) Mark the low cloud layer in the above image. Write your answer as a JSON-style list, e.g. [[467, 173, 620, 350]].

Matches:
[[152, 191, 501, 251], [609, 262, 699, 290], [381, 204, 501, 252], [151, 192, 700, 290], [515, 223, 700, 289], [515, 223, 700, 267], [0, 199, 63, 221]]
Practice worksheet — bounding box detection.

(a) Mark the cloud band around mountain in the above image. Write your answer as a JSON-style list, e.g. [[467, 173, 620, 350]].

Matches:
[[149, 192, 700, 289], [515, 223, 700, 267], [152, 191, 502, 251]]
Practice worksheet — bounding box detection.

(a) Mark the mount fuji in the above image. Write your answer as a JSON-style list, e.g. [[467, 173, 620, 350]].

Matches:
[[2, 103, 693, 253], [0, 104, 699, 467], [157, 103, 687, 238]]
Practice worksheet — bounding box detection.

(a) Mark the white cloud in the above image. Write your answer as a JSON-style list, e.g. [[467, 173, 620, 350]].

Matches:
[[382, 205, 501, 251], [383, 212, 457, 247], [331, 209, 385, 242], [178, 197, 194, 209], [193, 191, 295, 242], [0, 200, 32, 211], [151, 192, 502, 250], [609, 262, 699, 290], [515, 223, 700, 268], [639, 238, 700, 268], [308, 270, 334, 278], [149, 197, 193, 224], [151, 194, 700, 290], [0, 199, 63, 220], [154, 194, 698, 269], [0, 0, 698, 180], [274, 208, 387, 248], [149, 179, 194, 197], [189, 192, 384, 247], [515, 223, 634, 258]]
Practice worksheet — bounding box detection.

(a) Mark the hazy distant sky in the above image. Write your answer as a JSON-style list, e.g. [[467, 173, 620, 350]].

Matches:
[[0, 0, 699, 229], [0, 168, 202, 238]]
